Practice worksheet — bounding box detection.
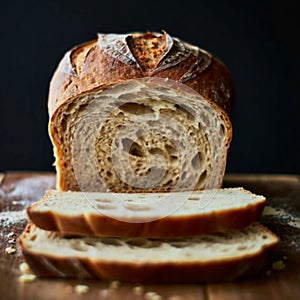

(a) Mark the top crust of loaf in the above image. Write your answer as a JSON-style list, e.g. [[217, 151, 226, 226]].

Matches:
[[48, 31, 234, 118]]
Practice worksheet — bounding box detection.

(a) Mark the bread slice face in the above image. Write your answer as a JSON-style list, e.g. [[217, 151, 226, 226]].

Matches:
[[48, 32, 234, 193], [19, 223, 279, 283], [26, 188, 266, 238]]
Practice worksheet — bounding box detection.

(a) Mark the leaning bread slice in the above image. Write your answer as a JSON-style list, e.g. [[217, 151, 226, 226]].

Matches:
[[19, 223, 279, 283], [26, 188, 266, 238]]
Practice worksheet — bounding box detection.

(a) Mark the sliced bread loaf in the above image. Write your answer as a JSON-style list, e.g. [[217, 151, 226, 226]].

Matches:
[[48, 31, 234, 193], [19, 223, 279, 283], [26, 188, 266, 238]]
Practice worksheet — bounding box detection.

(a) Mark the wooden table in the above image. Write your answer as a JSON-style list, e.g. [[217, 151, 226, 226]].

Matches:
[[1, 172, 299, 300]]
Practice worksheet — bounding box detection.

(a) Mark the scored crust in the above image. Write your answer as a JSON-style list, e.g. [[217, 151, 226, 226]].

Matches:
[[48, 31, 234, 192], [48, 32, 234, 117]]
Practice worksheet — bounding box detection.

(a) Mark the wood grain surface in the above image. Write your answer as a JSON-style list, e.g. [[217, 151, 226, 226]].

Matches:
[[0, 172, 299, 300]]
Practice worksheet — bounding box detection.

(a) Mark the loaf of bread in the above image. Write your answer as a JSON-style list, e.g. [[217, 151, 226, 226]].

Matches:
[[19, 223, 278, 283], [48, 31, 234, 192], [26, 188, 266, 238]]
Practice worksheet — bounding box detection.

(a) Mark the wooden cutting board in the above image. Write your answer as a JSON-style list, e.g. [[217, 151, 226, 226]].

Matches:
[[0, 172, 300, 300]]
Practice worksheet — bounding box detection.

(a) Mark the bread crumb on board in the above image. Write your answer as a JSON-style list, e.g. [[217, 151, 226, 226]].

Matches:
[[133, 285, 145, 296], [75, 284, 90, 294], [144, 291, 163, 300], [272, 260, 286, 270], [7, 232, 15, 238], [109, 280, 121, 289], [19, 274, 37, 283], [5, 246, 16, 254], [19, 262, 31, 274]]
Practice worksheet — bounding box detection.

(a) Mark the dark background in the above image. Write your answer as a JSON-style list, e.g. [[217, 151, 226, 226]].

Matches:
[[0, 0, 299, 175]]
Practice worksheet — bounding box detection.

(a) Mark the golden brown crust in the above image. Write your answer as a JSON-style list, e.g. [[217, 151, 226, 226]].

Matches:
[[26, 189, 266, 238], [48, 31, 234, 119]]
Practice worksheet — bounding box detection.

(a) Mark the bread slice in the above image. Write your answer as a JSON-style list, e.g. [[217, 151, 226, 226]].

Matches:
[[26, 188, 266, 238], [19, 223, 279, 283], [48, 31, 234, 193]]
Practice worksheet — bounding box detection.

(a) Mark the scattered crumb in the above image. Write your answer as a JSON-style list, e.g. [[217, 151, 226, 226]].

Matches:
[[109, 280, 121, 289], [283, 256, 287, 260], [133, 285, 144, 296], [12, 201, 18, 205], [144, 291, 163, 300], [272, 260, 286, 271], [19, 274, 37, 283], [263, 206, 278, 216], [75, 284, 90, 294], [288, 220, 300, 229], [5, 246, 16, 254], [8, 239, 15, 244], [266, 270, 272, 276], [19, 262, 31, 274], [7, 232, 15, 238]]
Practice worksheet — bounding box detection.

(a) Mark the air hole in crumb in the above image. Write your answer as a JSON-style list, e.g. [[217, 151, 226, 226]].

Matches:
[[163, 179, 174, 187], [197, 170, 207, 185], [96, 203, 116, 210], [126, 238, 161, 248], [220, 124, 225, 135], [169, 241, 190, 248], [170, 155, 178, 161], [122, 138, 144, 157], [29, 234, 37, 242], [188, 195, 200, 201], [262, 235, 268, 239], [122, 138, 133, 152], [71, 242, 88, 252], [124, 203, 152, 211], [149, 148, 165, 157], [101, 238, 123, 246], [118, 102, 154, 115], [61, 119, 67, 131], [237, 245, 247, 250], [84, 241, 97, 247], [94, 198, 112, 203], [191, 153, 200, 169], [165, 144, 177, 155], [129, 142, 144, 157]]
